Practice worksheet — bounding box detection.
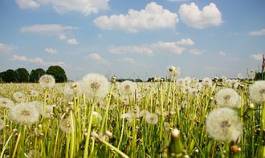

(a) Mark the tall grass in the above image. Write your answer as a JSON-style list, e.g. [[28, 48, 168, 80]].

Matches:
[[0, 80, 264, 158]]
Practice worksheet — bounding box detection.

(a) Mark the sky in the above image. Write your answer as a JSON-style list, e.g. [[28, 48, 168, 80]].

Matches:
[[0, 0, 265, 80]]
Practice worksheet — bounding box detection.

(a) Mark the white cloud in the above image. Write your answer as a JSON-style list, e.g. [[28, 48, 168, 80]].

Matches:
[[94, 2, 178, 32], [249, 28, 265, 36], [0, 43, 13, 54], [251, 53, 263, 61], [16, 0, 40, 9], [119, 57, 136, 64], [44, 48, 57, 54], [179, 2, 222, 29], [189, 48, 203, 55], [67, 38, 79, 45], [21, 24, 76, 35], [175, 38, 194, 46], [88, 53, 103, 61], [12, 54, 44, 65], [219, 51, 226, 56], [109, 38, 194, 55], [152, 41, 186, 54], [109, 46, 153, 55], [12, 54, 64, 66], [16, 0, 109, 15], [21, 24, 78, 45], [168, 0, 190, 2]]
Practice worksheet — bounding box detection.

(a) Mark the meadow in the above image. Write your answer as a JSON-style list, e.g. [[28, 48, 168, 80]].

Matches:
[[0, 69, 265, 158]]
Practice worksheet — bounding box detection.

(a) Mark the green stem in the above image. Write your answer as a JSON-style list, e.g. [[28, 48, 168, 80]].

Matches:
[[0, 131, 14, 158], [95, 135, 129, 158], [12, 130, 21, 158], [83, 102, 95, 158]]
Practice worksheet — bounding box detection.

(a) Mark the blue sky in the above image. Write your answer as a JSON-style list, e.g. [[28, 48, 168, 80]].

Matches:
[[0, 0, 265, 80]]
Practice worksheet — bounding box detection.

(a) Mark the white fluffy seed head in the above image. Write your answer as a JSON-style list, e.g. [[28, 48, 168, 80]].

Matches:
[[206, 107, 242, 142], [13, 91, 26, 103], [30, 90, 39, 97], [171, 128, 180, 138], [202, 77, 213, 87], [59, 117, 73, 133], [9, 102, 40, 125], [39, 74, 56, 88], [81, 73, 110, 99], [168, 66, 181, 78], [33, 101, 54, 118], [145, 113, 158, 124], [0, 97, 14, 109], [215, 88, 241, 108], [249, 81, 265, 104], [119, 80, 137, 96]]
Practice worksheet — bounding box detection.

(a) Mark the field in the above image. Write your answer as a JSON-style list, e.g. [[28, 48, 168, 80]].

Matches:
[[0, 73, 265, 158]]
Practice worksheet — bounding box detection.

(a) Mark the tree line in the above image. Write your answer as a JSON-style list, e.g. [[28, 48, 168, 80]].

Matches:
[[0, 65, 67, 83]]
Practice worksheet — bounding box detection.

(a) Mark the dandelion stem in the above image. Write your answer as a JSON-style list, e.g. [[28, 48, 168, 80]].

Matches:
[[0, 131, 14, 158], [83, 101, 95, 158], [95, 135, 129, 158], [12, 130, 21, 158]]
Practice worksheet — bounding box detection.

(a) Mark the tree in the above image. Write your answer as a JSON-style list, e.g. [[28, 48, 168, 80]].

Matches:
[[0, 72, 4, 83], [2, 69, 18, 83], [255, 72, 264, 80], [46, 65, 67, 82], [16, 68, 29, 83], [29, 68, 46, 82]]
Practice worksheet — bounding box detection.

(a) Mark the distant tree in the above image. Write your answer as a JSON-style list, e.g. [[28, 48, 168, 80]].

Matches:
[[135, 79, 143, 82], [46, 65, 67, 82], [2, 69, 18, 83], [0, 72, 4, 83], [147, 77, 155, 82], [255, 72, 264, 80], [29, 68, 46, 82], [16, 68, 29, 83]]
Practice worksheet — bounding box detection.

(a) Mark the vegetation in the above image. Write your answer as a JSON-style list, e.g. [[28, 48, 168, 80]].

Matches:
[[0, 69, 265, 158], [0, 65, 67, 83]]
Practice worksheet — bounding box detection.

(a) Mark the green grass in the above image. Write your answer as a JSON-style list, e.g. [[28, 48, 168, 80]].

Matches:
[[0, 81, 264, 158]]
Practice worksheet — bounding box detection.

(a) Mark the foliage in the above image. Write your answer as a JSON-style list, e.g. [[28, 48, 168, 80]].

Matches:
[[15, 68, 29, 83], [0, 69, 18, 82], [29, 68, 46, 83], [46, 65, 67, 82]]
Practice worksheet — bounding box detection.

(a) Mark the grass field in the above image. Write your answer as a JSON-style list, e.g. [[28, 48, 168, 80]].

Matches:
[[0, 73, 265, 158]]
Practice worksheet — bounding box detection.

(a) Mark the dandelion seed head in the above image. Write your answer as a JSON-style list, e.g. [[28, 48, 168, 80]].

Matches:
[[27, 150, 41, 158], [81, 73, 110, 99], [0, 97, 14, 109], [206, 108, 242, 142], [119, 80, 137, 96], [202, 77, 213, 87], [145, 113, 158, 124], [168, 66, 181, 78], [59, 117, 73, 133], [34, 101, 54, 118], [30, 90, 39, 97], [139, 110, 150, 118], [164, 122, 171, 131], [171, 128, 180, 138], [9, 102, 40, 125], [120, 112, 135, 121], [13, 91, 26, 103], [215, 88, 241, 108], [39, 74, 55, 88], [249, 81, 265, 104]]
